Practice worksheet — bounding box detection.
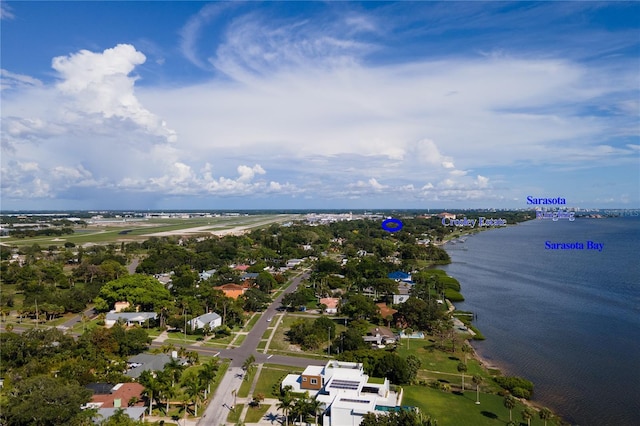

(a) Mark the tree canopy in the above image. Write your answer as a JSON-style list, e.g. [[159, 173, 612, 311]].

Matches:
[[94, 274, 172, 312], [2, 375, 93, 426]]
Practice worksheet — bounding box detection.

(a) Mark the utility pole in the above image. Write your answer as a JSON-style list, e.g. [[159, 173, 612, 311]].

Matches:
[[328, 326, 331, 356]]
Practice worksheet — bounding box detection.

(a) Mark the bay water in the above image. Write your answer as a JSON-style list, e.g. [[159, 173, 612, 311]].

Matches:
[[441, 217, 640, 426]]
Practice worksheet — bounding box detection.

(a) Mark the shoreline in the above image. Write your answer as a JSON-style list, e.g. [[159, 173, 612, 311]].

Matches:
[[442, 236, 572, 425]]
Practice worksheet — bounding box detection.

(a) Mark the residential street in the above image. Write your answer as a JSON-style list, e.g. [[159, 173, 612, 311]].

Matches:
[[197, 270, 325, 425]]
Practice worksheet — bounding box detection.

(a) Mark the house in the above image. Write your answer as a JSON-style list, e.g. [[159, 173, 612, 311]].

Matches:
[[113, 301, 130, 313], [87, 382, 145, 409], [199, 269, 217, 281], [281, 360, 404, 426], [233, 264, 250, 272], [154, 273, 173, 286], [319, 298, 340, 314], [125, 353, 180, 378], [438, 212, 456, 220], [387, 271, 412, 283], [105, 312, 157, 328], [286, 259, 304, 268], [363, 327, 397, 348], [393, 282, 412, 304], [189, 312, 222, 330], [376, 303, 397, 321], [240, 272, 259, 280], [93, 407, 146, 424], [215, 283, 249, 299]]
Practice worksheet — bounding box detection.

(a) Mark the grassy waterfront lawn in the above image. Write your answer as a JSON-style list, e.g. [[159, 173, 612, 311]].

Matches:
[[403, 385, 560, 426]]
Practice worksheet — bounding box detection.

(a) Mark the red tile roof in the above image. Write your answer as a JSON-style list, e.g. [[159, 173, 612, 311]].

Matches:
[[91, 383, 145, 408]]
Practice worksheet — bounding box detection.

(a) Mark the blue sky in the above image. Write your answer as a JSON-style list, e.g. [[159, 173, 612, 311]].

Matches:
[[1, 1, 638, 210]]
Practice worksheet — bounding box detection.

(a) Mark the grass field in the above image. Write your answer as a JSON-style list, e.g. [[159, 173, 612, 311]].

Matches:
[[226, 403, 244, 423], [1, 215, 299, 248], [403, 385, 560, 426], [244, 404, 271, 423], [253, 364, 303, 396]]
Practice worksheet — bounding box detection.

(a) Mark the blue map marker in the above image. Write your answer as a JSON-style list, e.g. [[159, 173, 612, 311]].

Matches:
[[381, 218, 403, 232]]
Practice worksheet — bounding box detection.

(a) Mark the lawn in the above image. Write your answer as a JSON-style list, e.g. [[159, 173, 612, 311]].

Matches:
[[226, 404, 244, 424], [403, 385, 561, 426], [253, 365, 303, 397], [244, 312, 261, 330], [396, 337, 485, 377], [238, 369, 257, 397], [2, 215, 299, 247], [244, 404, 271, 423]]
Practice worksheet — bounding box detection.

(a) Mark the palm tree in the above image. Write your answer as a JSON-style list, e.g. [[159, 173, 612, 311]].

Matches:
[[179, 391, 190, 423], [405, 327, 413, 349], [198, 360, 219, 399], [139, 370, 162, 416], [457, 362, 467, 391], [472, 374, 483, 404], [165, 357, 185, 387], [276, 394, 294, 426], [187, 350, 199, 365], [307, 398, 323, 425], [160, 343, 176, 354], [185, 378, 204, 417], [461, 343, 472, 365], [503, 395, 517, 421], [539, 407, 553, 426], [521, 407, 535, 426], [162, 382, 177, 414], [291, 397, 310, 425]]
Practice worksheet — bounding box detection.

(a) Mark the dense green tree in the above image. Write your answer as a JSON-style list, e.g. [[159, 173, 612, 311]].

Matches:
[[256, 271, 277, 293], [3, 376, 93, 426], [336, 327, 368, 352], [93, 275, 172, 312], [241, 288, 271, 312], [339, 294, 379, 321], [109, 324, 151, 356], [361, 409, 437, 426]]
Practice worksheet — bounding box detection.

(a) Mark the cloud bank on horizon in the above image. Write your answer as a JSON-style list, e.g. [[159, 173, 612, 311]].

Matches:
[[1, 1, 638, 210]]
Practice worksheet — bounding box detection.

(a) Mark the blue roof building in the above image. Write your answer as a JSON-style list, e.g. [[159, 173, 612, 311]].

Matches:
[[388, 271, 412, 282]]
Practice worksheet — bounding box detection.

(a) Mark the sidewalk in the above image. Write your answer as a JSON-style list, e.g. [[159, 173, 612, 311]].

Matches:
[[145, 415, 199, 426]]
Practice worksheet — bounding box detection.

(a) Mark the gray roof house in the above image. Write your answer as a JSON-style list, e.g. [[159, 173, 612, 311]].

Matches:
[[125, 354, 179, 378], [105, 312, 157, 328], [189, 312, 222, 330], [94, 407, 146, 424]]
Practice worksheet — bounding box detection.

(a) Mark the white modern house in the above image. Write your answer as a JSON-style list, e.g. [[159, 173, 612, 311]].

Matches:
[[281, 360, 404, 426], [189, 312, 222, 330]]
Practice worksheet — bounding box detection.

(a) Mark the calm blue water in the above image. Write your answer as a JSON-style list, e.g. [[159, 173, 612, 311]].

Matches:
[[441, 217, 640, 426]]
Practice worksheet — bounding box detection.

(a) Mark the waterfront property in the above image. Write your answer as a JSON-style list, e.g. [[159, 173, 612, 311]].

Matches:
[[281, 360, 404, 426]]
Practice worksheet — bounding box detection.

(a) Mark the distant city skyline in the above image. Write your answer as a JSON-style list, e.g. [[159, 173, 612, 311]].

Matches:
[[1, 1, 638, 210]]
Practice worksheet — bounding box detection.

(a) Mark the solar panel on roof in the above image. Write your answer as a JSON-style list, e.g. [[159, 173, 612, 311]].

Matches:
[[329, 379, 360, 390]]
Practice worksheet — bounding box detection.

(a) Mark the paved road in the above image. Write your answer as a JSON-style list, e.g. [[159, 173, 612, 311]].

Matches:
[[59, 306, 96, 330], [198, 270, 326, 425]]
